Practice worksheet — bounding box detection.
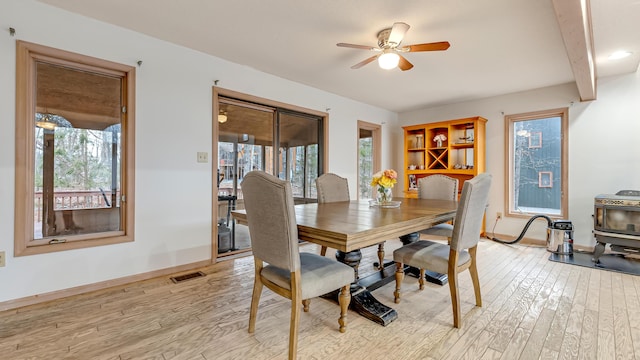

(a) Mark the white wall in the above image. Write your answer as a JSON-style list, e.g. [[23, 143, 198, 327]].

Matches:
[[399, 71, 640, 248], [0, 0, 397, 303]]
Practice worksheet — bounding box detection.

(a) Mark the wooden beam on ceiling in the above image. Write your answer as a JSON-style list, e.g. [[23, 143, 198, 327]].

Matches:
[[552, 0, 597, 102]]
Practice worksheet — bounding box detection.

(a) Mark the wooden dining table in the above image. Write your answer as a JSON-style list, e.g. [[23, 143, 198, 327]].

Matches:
[[232, 197, 458, 326]]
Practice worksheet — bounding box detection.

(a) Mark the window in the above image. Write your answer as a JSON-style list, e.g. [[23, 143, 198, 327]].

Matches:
[[505, 108, 567, 218], [15, 41, 135, 255], [357, 121, 381, 200]]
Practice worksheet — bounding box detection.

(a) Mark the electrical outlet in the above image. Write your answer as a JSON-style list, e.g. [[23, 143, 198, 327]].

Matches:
[[196, 152, 208, 163], [496, 212, 502, 220], [0, 251, 5, 267]]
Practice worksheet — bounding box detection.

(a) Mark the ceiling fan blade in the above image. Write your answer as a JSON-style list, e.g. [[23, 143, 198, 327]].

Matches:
[[351, 55, 378, 69], [398, 55, 414, 71], [388, 22, 410, 46], [337, 43, 377, 51], [403, 41, 451, 52]]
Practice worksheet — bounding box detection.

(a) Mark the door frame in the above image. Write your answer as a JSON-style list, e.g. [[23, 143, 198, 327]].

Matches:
[[212, 87, 329, 261]]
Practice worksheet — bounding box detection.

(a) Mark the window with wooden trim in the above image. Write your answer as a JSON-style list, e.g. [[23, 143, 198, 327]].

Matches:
[[357, 121, 381, 200], [15, 41, 135, 256], [505, 108, 567, 218]]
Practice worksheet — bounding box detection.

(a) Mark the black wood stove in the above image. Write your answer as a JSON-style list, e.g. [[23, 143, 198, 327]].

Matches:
[[593, 190, 640, 263]]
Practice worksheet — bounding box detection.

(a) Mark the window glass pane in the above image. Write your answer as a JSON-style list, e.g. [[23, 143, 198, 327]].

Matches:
[[511, 115, 563, 216], [306, 144, 318, 198], [278, 111, 320, 199], [34, 62, 122, 240], [359, 135, 373, 199], [288, 146, 305, 197], [218, 102, 274, 200]]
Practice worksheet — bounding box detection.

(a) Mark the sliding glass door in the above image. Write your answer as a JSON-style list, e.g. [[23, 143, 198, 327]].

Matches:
[[216, 96, 324, 257]]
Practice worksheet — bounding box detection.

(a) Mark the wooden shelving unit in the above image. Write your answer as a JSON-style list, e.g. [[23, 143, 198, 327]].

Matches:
[[403, 116, 487, 198]]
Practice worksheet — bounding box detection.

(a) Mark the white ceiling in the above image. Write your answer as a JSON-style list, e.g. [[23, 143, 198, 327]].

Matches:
[[38, 0, 640, 113]]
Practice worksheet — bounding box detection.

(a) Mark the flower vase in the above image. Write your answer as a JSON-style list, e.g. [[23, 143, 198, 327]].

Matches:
[[436, 139, 443, 148], [377, 186, 393, 204]]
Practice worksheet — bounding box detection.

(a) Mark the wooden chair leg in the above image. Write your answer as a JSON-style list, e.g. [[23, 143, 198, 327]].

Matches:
[[302, 299, 310, 312], [320, 245, 327, 256], [248, 264, 264, 333], [419, 268, 425, 290], [448, 250, 461, 328], [377, 242, 385, 270], [289, 273, 302, 360], [338, 285, 350, 333], [468, 246, 482, 307], [394, 262, 404, 304]]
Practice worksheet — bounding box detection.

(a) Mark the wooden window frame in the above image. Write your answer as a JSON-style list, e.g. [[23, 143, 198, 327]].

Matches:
[[14, 40, 136, 256], [504, 108, 568, 219]]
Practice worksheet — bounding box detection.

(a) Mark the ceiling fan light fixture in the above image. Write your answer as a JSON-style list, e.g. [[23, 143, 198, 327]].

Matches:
[[218, 112, 228, 123], [378, 50, 400, 70]]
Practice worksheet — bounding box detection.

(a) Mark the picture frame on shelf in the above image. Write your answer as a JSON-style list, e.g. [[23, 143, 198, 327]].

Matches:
[[408, 174, 417, 190]]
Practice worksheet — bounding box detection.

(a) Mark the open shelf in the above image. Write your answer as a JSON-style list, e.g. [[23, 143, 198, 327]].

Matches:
[[403, 116, 486, 198]]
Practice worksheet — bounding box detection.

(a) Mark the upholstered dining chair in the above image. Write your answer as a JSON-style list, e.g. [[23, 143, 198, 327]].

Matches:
[[242, 171, 354, 360], [315, 173, 386, 270], [418, 174, 459, 239], [393, 173, 491, 328]]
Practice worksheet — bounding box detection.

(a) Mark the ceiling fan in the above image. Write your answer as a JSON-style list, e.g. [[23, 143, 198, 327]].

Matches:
[[337, 22, 450, 71]]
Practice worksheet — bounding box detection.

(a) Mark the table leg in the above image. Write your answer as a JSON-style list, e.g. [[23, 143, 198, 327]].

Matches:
[[324, 249, 398, 326]]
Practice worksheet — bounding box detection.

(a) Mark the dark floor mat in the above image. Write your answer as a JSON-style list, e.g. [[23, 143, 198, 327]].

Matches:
[[549, 251, 640, 276]]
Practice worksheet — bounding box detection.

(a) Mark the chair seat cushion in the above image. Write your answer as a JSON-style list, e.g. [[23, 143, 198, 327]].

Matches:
[[393, 240, 470, 274], [419, 223, 454, 237], [262, 252, 354, 299]]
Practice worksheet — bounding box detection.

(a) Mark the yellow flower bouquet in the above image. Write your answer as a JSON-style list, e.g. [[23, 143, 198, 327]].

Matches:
[[371, 169, 397, 203]]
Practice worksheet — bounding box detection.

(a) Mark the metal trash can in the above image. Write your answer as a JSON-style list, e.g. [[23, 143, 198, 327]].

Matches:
[[218, 222, 232, 253], [546, 220, 574, 255]]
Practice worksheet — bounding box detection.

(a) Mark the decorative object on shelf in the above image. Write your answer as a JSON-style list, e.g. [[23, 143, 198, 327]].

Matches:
[[415, 134, 424, 149], [408, 174, 417, 190], [371, 169, 398, 205], [433, 133, 447, 148]]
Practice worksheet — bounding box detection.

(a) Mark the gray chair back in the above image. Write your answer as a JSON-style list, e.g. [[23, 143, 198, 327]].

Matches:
[[241, 171, 300, 272], [316, 173, 350, 203], [450, 173, 492, 251], [417, 175, 459, 201]]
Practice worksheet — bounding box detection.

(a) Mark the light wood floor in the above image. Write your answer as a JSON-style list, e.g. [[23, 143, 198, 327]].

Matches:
[[2, 239, 640, 359]]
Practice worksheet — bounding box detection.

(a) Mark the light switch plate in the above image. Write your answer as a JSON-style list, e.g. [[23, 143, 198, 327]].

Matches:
[[197, 152, 208, 163]]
